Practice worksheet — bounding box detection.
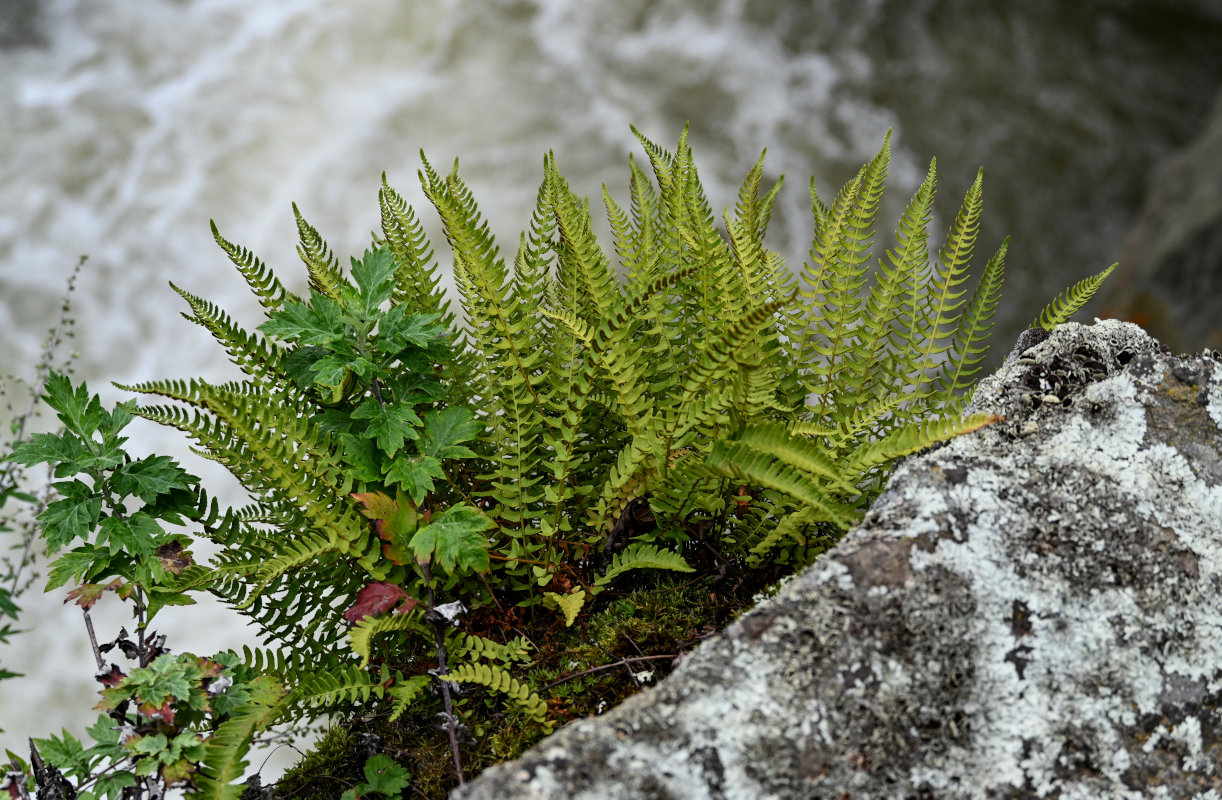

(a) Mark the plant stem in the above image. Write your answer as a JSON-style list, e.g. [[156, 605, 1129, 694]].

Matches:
[[422, 564, 464, 785], [82, 609, 105, 671]]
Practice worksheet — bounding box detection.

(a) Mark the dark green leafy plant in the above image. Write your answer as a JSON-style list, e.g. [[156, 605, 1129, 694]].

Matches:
[[341, 754, 412, 800], [4, 128, 1113, 797]]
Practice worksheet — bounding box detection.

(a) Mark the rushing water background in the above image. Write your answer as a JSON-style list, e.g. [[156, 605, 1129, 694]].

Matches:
[[2, 0, 1220, 777]]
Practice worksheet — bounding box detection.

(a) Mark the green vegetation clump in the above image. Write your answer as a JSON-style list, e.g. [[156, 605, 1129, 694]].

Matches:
[[0, 128, 1112, 798]]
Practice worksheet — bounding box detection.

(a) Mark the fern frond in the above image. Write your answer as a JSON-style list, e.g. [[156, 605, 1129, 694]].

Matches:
[[703, 438, 858, 530], [350, 613, 426, 668], [189, 681, 282, 800], [386, 674, 431, 721], [286, 664, 386, 717], [450, 632, 533, 665], [447, 662, 550, 729], [209, 220, 295, 313], [166, 283, 289, 388], [939, 237, 1008, 396], [846, 412, 1000, 476], [594, 542, 693, 588], [910, 167, 984, 390], [292, 203, 347, 301], [1032, 262, 1117, 330]]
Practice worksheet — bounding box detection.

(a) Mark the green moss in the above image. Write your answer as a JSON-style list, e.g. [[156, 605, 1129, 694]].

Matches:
[[272, 562, 798, 798]]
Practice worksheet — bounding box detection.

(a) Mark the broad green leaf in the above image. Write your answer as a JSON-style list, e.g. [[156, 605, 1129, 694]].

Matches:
[[338, 434, 382, 483], [359, 754, 412, 795], [410, 503, 492, 575], [383, 455, 445, 504], [9, 431, 87, 473], [350, 247, 398, 315], [420, 406, 481, 460], [376, 305, 444, 353], [111, 455, 197, 504], [98, 513, 162, 558], [39, 480, 101, 552], [352, 397, 423, 455], [259, 292, 347, 346], [46, 545, 104, 591], [42, 372, 109, 440]]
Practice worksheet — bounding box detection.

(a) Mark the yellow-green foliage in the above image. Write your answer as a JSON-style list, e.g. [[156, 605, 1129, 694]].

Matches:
[[105, 127, 1109, 786]]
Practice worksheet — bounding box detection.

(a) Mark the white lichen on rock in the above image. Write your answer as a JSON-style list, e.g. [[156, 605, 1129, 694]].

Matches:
[[455, 320, 1222, 800]]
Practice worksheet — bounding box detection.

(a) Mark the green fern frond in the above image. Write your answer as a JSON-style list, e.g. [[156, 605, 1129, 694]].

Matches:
[[594, 542, 693, 588], [378, 173, 452, 325], [209, 220, 295, 313], [292, 203, 347, 301], [939, 237, 1008, 395], [450, 632, 533, 665], [385, 674, 431, 721], [286, 664, 387, 717], [846, 412, 1000, 476], [447, 662, 550, 730], [1032, 262, 1117, 330], [189, 680, 282, 800], [350, 613, 426, 668], [703, 437, 858, 530], [911, 167, 984, 390]]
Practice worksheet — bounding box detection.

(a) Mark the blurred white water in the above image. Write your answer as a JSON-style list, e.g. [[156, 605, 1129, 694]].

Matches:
[[1, 0, 1219, 780]]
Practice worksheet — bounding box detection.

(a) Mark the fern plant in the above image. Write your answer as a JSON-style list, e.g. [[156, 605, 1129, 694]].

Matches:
[[10, 127, 1113, 797]]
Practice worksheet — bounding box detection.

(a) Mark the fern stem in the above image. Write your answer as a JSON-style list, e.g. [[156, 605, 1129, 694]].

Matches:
[[422, 566, 465, 785]]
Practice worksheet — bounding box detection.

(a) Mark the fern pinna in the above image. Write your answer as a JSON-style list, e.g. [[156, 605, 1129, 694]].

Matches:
[[98, 127, 1110, 790]]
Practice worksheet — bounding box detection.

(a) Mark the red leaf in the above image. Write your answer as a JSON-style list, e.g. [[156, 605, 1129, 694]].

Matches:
[[343, 582, 411, 624], [394, 596, 419, 615], [96, 664, 126, 688], [351, 490, 417, 566], [65, 579, 124, 611], [139, 700, 176, 724]]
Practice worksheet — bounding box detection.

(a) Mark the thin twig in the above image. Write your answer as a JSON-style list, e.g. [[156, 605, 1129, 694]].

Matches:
[[81, 610, 105, 671], [542, 654, 677, 691], [422, 564, 464, 785]]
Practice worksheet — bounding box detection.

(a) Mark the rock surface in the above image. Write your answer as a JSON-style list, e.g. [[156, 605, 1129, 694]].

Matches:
[[453, 320, 1222, 800]]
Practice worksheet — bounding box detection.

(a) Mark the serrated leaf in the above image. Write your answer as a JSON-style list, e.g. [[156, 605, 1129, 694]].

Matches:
[[350, 247, 398, 315], [46, 546, 104, 591], [352, 397, 422, 455], [65, 579, 123, 611], [111, 455, 197, 504], [352, 489, 417, 564], [419, 406, 481, 460], [39, 480, 101, 552], [259, 293, 347, 346], [359, 754, 412, 795], [376, 306, 444, 354], [42, 372, 110, 440], [408, 503, 492, 575], [97, 513, 162, 558], [383, 455, 445, 505]]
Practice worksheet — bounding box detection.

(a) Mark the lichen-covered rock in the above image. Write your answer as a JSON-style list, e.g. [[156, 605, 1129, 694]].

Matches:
[[453, 319, 1222, 800]]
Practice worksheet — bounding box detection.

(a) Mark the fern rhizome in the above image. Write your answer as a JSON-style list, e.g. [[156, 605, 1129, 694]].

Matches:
[[74, 128, 1108, 794]]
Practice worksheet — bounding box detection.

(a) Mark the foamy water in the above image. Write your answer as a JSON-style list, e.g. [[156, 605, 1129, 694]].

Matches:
[[2, 0, 1218, 781]]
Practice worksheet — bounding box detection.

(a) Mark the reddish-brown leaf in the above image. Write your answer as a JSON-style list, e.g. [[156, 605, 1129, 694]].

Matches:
[[156, 541, 194, 575], [96, 664, 126, 688], [343, 581, 412, 623], [139, 700, 176, 724], [65, 579, 123, 611]]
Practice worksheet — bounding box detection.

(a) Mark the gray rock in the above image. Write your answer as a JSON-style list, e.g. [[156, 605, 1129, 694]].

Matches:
[[453, 319, 1222, 800]]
